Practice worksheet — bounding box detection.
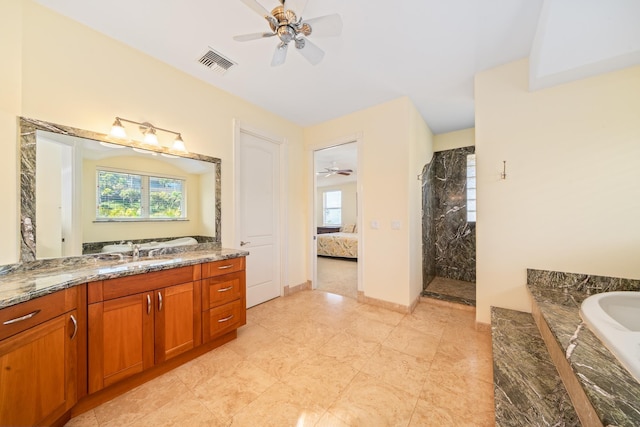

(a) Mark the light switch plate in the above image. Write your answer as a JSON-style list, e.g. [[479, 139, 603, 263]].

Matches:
[[391, 220, 402, 230], [370, 220, 379, 229]]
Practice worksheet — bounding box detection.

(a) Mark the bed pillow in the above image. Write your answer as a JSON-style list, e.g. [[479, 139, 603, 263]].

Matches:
[[341, 224, 355, 233]]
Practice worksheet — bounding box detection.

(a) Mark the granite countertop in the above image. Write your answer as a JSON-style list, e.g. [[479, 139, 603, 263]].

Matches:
[[0, 244, 249, 310], [528, 282, 640, 426]]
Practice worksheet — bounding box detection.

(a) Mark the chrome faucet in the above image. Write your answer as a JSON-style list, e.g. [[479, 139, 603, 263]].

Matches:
[[131, 243, 141, 261]]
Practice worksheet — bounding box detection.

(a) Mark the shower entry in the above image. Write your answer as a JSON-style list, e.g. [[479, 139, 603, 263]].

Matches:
[[421, 146, 476, 306]]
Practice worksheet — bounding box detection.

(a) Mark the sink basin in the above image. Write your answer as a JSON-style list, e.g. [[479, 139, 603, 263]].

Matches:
[[580, 291, 640, 382]]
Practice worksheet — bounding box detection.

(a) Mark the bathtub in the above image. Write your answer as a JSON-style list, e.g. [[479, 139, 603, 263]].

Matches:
[[579, 291, 640, 382], [101, 237, 198, 253]]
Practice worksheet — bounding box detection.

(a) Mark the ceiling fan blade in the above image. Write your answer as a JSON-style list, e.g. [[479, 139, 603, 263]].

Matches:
[[304, 14, 343, 37], [240, 0, 271, 18], [296, 38, 324, 65], [233, 32, 275, 42], [271, 43, 288, 67], [337, 172, 351, 176], [285, 0, 309, 16]]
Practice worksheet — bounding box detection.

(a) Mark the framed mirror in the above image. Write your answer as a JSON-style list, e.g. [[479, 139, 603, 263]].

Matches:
[[19, 117, 221, 262]]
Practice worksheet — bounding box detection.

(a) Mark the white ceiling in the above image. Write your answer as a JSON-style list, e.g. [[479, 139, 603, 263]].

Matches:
[[34, 0, 640, 135], [314, 142, 357, 187]]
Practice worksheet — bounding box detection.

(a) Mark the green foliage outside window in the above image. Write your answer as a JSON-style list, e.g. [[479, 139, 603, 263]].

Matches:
[[97, 170, 184, 219]]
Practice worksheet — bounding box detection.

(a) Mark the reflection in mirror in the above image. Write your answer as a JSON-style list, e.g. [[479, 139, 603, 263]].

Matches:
[[19, 117, 221, 262]]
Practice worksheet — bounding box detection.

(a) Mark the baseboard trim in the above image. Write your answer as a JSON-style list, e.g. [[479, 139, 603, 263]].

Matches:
[[357, 291, 415, 314], [283, 280, 311, 296]]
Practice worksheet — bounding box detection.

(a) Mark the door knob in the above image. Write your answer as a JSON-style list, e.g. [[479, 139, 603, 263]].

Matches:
[[240, 241, 250, 246]]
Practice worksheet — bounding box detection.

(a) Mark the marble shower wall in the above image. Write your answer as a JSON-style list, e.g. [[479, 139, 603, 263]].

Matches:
[[422, 146, 476, 288], [421, 162, 436, 286]]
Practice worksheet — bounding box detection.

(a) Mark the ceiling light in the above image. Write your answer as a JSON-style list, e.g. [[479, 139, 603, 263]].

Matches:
[[108, 116, 188, 152]]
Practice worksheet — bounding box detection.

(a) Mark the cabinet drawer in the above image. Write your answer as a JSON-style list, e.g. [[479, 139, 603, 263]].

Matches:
[[202, 257, 245, 279], [204, 300, 243, 341], [203, 272, 243, 310], [0, 288, 77, 341], [101, 266, 194, 301]]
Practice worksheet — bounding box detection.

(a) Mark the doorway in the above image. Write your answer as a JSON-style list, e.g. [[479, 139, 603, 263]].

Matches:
[[235, 123, 285, 308], [313, 142, 359, 299]]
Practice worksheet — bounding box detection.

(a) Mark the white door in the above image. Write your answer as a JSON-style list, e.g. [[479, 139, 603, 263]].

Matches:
[[237, 129, 282, 308]]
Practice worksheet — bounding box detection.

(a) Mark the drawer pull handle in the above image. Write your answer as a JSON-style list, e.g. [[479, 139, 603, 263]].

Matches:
[[70, 314, 78, 340], [217, 286, 234, 293], [3, 309, 41, 325], [217, 264, 234, 270], [147, 294, 151, 315], [158, 292, 163, 312], [217, 314, 234, 323]]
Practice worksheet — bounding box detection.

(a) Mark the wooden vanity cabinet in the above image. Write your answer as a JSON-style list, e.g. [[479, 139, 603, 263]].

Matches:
[[201, 257, 246, 342], [87, 266, 200, 393], [0, 288, 82, 427]]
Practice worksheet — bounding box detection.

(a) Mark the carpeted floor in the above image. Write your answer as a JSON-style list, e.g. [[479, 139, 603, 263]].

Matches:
[[316, 256, 358, 299]]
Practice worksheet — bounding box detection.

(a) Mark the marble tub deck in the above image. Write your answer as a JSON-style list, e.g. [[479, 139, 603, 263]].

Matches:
[[528, 275, 640, 426], [491, 307, 579, 426]]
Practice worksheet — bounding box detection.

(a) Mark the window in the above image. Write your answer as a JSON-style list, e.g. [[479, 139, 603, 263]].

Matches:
[[323, 190, 342, 225], [466, 154, 476, 222], [96, 169, 186, 220]]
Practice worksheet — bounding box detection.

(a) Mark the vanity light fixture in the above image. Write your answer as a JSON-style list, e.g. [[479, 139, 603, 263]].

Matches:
[[109, 117, 188, 152]]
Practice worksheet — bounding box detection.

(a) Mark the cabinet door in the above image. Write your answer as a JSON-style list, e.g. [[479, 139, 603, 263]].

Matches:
[[88, 293, 154, 393], [154, 282, 198, 364], [0, 311, 78, 426]]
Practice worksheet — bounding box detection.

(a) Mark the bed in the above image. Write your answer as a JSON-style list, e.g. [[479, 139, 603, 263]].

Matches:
[[317, 225, 358, 259]]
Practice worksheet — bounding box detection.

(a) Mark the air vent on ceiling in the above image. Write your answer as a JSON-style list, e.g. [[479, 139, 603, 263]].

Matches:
[[197, 48, 236, 74]]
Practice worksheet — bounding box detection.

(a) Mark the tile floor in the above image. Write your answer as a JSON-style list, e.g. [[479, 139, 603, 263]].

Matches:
[[66, 291, 495, 427]]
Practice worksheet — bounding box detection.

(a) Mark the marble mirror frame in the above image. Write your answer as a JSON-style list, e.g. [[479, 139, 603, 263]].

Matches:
[[19, 117, 222, 262]]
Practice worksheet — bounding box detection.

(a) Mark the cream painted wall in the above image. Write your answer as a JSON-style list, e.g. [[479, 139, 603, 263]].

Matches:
[[433, 127, 475, 152], [409, 103, 433, 303], [475, 59, 640, 324], [316, 182, 357, 227], [0, 1, 307, 290], [305, 97, 432, 306], [81, 156, 203, 244], [0, 0, 22, 265]]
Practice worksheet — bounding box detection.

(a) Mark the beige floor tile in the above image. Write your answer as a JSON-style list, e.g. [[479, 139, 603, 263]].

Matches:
[[281, 353, 359, 408], [263, 318, 340, 350], [93, 372, 188, 427], [351, 303, 406, 327], [69, 290, 497, 426], [64, 410, 99, 427], [193, 360, 278, 420], [230, 382, 325, 426], [328, 372, 418, 427], [315, 411, 351, 427], [420, 372, 495, 425], [383, 324, 442, 360], [224, 323, 281, 358], [173, 346, 246, 390], [409, 397, 494, 427], [344, 314, 395, 343], [360, 346, 431, 398], [317, 330, 381, 370], [245, 335, 316, 380], [132, 393, 225, 427]]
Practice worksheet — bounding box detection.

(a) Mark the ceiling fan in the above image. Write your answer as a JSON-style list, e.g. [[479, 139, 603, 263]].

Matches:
[[317, 165, 353, 177], [234, 0, 343, 66]]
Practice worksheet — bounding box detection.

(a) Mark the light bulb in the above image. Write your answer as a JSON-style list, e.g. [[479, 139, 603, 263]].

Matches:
[[171, 134, 187, 152], [143, 128, 159, 146], [110, 118, 127, 139]]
